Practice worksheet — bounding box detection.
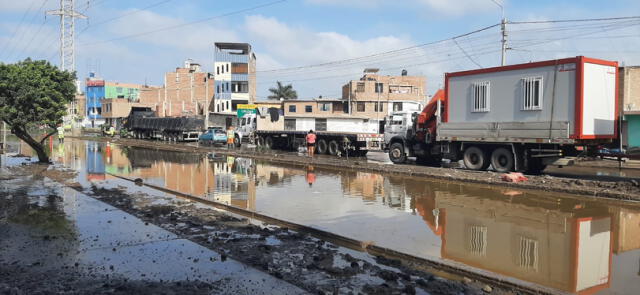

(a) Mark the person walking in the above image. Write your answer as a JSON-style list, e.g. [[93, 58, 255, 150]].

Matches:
[[56, 124, 65, 144], [226, 126, 235, 149], [306, 130, 316, 157]]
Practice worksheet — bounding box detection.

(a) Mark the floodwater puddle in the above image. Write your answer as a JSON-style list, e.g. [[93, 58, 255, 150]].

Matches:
[[33, 139, 640, 294]]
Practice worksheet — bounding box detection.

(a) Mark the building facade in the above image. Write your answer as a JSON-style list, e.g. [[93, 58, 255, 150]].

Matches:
[[213, 43, 256, 115], [85, 73, 145, 127], [620, 66, 640, 148], [342, 68, 426, 104]]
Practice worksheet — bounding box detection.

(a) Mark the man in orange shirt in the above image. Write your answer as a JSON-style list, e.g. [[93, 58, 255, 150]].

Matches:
[[306, 130, 316, 157]]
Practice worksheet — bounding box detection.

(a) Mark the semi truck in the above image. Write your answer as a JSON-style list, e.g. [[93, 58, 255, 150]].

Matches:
[[236, 105, 384, 156], [384, 56, 618, 173], [122, 107, 205, 142]]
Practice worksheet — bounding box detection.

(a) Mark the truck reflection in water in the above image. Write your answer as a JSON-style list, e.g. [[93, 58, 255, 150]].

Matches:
[[60, 141, 639, 295]]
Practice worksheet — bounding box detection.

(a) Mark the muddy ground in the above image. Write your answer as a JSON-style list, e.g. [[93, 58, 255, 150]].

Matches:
[[77, 136, 640, 202], [1, 161, 529, 295]]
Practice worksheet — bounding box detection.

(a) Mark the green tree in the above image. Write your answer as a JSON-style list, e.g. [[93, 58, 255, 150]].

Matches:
[[0, 59, 76, 163], [267, 81, 298, 100]]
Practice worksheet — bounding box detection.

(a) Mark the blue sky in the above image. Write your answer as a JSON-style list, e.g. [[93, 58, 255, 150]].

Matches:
[[1, 0, 639, 99]]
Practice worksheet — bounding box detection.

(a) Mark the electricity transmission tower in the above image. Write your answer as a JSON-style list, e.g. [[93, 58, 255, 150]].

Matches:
[[47, 0, 87, 72]]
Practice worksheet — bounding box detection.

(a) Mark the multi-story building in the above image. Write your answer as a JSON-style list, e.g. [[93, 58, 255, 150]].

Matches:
[[620, 66, 640, 148], [341, 68, 426, 114], [85, 73, 144, 128], [213, 43, 256, 114]]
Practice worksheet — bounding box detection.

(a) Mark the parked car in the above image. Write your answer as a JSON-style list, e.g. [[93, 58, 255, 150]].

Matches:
[[198, 127, 227, 146]]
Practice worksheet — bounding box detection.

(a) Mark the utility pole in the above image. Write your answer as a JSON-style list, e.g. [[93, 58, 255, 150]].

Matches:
[[501, 17, 507, 66], [491, 0, 507, 66], [47, 0, 87, 72]]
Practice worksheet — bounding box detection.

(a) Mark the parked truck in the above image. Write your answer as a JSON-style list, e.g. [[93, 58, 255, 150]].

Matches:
[[385, 56, 618, 173], [122, 107, 205, 142], [237, 105, 384, 156]]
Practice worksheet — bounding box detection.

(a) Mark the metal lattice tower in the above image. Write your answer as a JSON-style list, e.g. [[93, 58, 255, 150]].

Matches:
[[47, 0, 86, 72]]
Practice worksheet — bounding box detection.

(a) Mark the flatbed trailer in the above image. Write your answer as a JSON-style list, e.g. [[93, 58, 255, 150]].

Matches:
[[255, 129, 383, 156]]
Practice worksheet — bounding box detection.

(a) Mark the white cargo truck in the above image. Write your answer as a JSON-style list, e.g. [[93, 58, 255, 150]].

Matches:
[[237, 103, 384, 156]]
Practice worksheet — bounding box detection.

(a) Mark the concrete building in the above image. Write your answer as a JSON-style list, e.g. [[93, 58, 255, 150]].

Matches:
[[620, 66, 640, 148], [213, 43, 256, 114], [342, 68, 426, 113]]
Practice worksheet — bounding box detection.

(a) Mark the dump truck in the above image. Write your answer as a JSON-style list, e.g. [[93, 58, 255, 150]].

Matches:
[[123, 107, 205, 142], [384, 56, 618, 173]]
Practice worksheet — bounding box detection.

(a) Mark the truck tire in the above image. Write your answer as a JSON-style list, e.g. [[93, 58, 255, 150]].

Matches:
[[316, 139, 328, 154], [463, 146, 489, 170], [389, 142, 407, 164], [328, 140, 340, 156], [491, 147, 514, 172], [256, 136, 264, 147], [265, 136, 274, 149]]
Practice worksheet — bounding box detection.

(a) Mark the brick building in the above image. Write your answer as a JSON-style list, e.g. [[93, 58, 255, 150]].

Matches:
[[157, 59, 214, 117], [342, 68, 426, 105]]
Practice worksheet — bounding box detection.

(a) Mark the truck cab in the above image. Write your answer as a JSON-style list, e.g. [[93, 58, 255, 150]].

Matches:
[[384, 111, 415, 149], [237, 113, 257, 143]]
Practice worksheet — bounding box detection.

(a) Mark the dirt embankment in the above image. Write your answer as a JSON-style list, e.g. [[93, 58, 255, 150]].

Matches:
[[76, 136, 640, 202]]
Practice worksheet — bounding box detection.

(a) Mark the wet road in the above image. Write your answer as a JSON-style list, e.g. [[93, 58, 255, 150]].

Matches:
[[7, 138, 640, 294]]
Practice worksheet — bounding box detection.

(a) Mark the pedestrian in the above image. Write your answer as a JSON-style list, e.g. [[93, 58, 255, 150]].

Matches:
[[56, 124, 65, 143], [306, 129, 316, 157], [226, 126, 235, 149]]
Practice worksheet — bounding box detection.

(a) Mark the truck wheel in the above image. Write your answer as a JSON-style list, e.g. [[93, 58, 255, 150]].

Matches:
[[491, 148, 514, 172], [316, 139, 328, 154], [463, 146, 489, 170], [265, 136, 274, 149], [389, 142, 407, 164], [328, 140, 340, 156], [256, 136, 264, 147]]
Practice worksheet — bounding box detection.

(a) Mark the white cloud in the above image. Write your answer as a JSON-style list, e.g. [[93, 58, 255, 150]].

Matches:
[[417, 0, 502, 16]]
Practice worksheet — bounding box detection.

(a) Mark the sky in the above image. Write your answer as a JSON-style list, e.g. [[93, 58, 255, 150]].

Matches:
[[1, 0, 639, 99]]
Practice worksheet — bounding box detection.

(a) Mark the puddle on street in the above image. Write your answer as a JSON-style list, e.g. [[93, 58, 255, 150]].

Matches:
[[14, 138, 640, 295]]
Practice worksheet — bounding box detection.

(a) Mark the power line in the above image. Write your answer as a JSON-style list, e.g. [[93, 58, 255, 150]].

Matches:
[[78, 0, 287, 47], [12, 1, 53, 61], [509, 15, 640, 24], [0, 0, 43, 60], [77, 0, 174, 36], [257, 23, 500, 74], [453, 38, 483, 68]]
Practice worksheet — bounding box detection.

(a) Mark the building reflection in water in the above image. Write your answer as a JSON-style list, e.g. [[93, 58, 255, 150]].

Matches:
[[59, 140, 639, 295]]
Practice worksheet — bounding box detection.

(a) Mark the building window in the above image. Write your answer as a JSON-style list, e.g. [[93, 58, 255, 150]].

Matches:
[[305, 105, 312, 113], [226, 64, 229, 73], [226, 101, 229, 110], [284, 119, 296, 131], [374, 102, 384, 112], [343, 102, 350, 113], [319, 103, 330, 111], [375, 82, 383, 93], [116, 87, 123, 93], [217, 85, 220, 93], [522, 77, 543, 110], [289, 105, 296, 113], [393, 102, 403, 112], [315, 118, 327, 131], [217, 66, 219, 75], [232, 81, 248, 93], [356, 82, 365, 92], [357, 102, 365, 112], [472, 81, 490, 112]]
